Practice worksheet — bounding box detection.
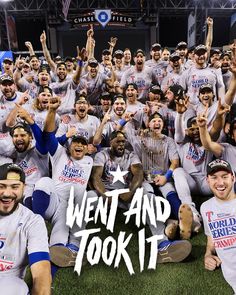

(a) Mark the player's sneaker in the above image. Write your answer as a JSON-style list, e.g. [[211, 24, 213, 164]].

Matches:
[[157, 240, 192, 263], [50, 243, 79, 267], [178, 204, 193, 239], [164, 219, 179, 240], [189, 204, 202, 233]]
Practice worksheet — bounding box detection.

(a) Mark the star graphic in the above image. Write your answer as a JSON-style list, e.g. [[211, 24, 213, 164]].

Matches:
[[110, 165, 128, 184]]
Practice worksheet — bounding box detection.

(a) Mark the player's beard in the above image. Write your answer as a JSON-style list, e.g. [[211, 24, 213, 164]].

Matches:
[[0, 196, 21, 216]]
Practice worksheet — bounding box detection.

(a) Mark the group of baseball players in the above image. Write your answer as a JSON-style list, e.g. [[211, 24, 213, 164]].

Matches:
[[0, 16, 236, 294]]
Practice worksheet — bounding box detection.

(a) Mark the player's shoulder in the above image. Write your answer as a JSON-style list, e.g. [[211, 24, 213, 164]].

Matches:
[[18, 203, 45, 225], [200, 197, 215, 214]]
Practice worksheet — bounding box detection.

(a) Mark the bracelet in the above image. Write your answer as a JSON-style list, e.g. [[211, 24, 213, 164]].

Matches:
[[119, 118, 127, 127], [77, 60, 84, 67], [164, 169, 173, 181]]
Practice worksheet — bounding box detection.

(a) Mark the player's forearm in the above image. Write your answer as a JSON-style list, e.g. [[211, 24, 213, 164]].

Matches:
[[32, 275, 52, 295], [93, 123, 105, 145], [225, 73, 236, 106], [199, 125, 222, 156], [5, 107, 18, 127], [44, 109, 57, 132], [205, 236, 216, 257], [42, 42, 56, 72], [169, 159, 179, 171], [73, 62, 83, 85], [174, 113, 185, 143], [209, 113, 224, 141]]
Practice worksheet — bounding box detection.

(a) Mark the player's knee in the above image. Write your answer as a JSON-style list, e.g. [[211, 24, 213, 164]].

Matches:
[[34, 177, 54, 195]]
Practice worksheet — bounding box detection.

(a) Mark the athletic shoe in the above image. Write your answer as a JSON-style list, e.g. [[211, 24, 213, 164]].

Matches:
[[50, 243, 79, 267], [157, 240, 192, 263], [164, 219, 179, 240], [178, 204, 193, 239]]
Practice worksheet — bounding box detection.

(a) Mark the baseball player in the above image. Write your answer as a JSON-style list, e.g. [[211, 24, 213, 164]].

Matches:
[[0, 163, 51, 295], [91, 130, 192, 263], [31, 96, 95, 269], [201, 159, 236, 294]]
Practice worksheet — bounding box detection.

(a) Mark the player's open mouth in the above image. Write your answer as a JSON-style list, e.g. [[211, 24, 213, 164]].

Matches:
[[79, 108, 86, 113], [216, 187, 226, 192], [0, 198, 14, 205]]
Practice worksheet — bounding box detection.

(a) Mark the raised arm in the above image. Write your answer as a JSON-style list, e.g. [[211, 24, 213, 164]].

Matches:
[[197, 107, 223, 157], [40, 31, 56, 72], [108, 37, 118, 56], [93, 109, 111, 145], [25, 41, 35, 56], [86, 25, 95, 60], [174, 96, 189, 143], [73, 47, 87, 85], [224, 47, 236, 105], [205, 17, 213, 56]]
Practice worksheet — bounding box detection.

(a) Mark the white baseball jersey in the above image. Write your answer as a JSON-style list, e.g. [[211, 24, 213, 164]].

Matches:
[[179, 65, 225, 105], [120, 66, 156, 102], [93, 148, 141, 191], [201, 197, 236, 291], [56, 113, 100, 142], [0, 204, 49, 278], [50, 77, 77, 115], [145, 59, 168, 86], [77, 72, 109, 105], [50, 144, 93, 200]]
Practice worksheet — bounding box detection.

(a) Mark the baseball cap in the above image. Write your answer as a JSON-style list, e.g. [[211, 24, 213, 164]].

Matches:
[[126, 82, 138, 91], [0, 74, 14, 84], [210, 48, 221, 57], [3, 58, 13, 64], [114, 50, 124, 58], [220, 51, 231, 59], [88, 58, 98, 68], [109, 130, 126, 142], [75, 94, 88, 104], [102, 49, 111, 55], [149, 84, 161, 94], [100, 91, 112, 100], [10, 122, 32, 137], [151, 43, 162, 50], [168, 84, 184, 97], [176, 41, 187, 50], [186, 116, 197, 128], [64, 56, 74, 62], [149, 112, 164, 122], [134, 49, 145, 57], [113, 93, 126, 102], [71, 135, 88, 145], [194, 44, 207, 55], [199, 83, 213, 94], [0, 163, 25, 183], [23, 63, 30, 68], [169, 52, 181, 62], [38, 65, 50, 74], [207, 159, 233, 176], [54, 55, 62, 62], [38, 85, 53, 95]]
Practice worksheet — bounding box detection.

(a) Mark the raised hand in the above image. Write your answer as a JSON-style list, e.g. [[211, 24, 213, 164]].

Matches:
[[108, 37, 118, 48], [196, 105, 208, 128], [175, 95, 189, 114]]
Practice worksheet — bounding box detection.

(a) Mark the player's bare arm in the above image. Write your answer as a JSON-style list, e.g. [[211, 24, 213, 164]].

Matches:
[[31, 260, 52, 295], [204, 235, 221, 271]]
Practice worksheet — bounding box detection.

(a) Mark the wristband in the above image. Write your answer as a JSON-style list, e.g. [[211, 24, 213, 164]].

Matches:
[[77, 60, 84, 67], [118, 118, 127, 127], [164, 169, 173, 181]]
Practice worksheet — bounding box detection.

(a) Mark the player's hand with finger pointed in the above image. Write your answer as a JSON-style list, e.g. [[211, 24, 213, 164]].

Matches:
[[204, 254, 221, 271]]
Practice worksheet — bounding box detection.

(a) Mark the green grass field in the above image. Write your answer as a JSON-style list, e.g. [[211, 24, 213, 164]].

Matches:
[[50, 209, 233, 295]]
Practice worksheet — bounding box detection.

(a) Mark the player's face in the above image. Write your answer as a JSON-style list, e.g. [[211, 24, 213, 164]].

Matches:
[[57, 65, 67, 81], [38, 89, 52, 109], [151, 48, 161, 61], [102, 53, 112, 64], [194, 51, 207, 66], [75, 100, 88, 119], [110, 135, 126, 157], [199, 90, 214, 107], [170, 58, 181, 69], [69, 141, 87, 160], [207, 171, 235, 201], [149, 92, 161, 102], [126, 85, 137, 102], [22, 65, 31, 75], [0, 177, 24, 216], [38, 71, 50, 86], [210, 53, 220, 65], [176, 47, 187, 58], [124, 50, 131, 64], [0, 82, 16, 98], [65, 61, 74, 71], [30, 57, 40, 70], [100, 99, 111, 111], [187, 123, 200, 144], [165, 89, 174, 104], [12, 128, 32, 153], [88, 64, 98, 78], [113, 98, 126, 116], [161, 50, 170, 61], [221, 56, 231, 71], [134, 54, 145, 67], [148, 117, 164, 134], [2, 61, 13, 72]]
